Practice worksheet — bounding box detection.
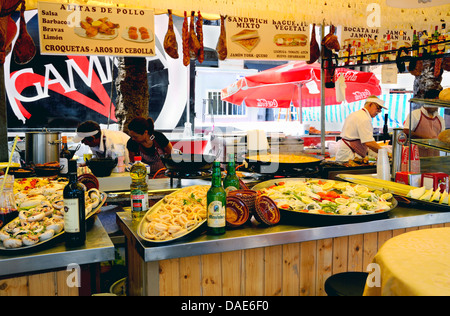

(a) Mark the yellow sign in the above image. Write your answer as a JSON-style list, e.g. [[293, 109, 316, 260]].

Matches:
[[226, 16, 310, 60], [38, 2, 155, 57]]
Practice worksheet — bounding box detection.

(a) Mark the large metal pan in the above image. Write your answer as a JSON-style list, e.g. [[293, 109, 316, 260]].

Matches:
[[252, 178, 397, 226], [160, 153, 216, 172], [244, 152, 324, 174]]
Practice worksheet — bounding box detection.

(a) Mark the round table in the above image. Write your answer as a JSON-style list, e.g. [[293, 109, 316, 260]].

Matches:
[[363, 227, 450, 296]]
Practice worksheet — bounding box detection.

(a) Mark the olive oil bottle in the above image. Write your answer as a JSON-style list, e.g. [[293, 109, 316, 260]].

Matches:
[[207, 161, 226, 235]]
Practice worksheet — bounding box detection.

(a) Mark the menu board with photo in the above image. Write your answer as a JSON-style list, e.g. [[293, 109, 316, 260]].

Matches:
[[339, 26, 414, 52], [38, 2, 155, 57], [226, 16, 310, 60]]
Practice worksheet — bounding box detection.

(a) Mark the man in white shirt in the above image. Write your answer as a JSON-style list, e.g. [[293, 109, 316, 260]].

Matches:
[[335, 96, 388, 162], [73, 120, 131, 164], [403, 97, 445, 157]]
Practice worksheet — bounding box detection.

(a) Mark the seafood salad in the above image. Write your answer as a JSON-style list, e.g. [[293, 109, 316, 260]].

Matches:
[[258, 179, 393, 215], [0, 179, 103, 249]]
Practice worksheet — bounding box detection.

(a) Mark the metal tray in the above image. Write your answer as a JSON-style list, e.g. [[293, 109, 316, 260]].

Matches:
[[138, 186, 208, 244], [0, 192, 106, 252], [252, 178, 397, 226], [394, 195, 450, 212]]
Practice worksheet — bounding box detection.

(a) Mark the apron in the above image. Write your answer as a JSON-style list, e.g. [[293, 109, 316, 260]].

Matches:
[[137, 141, 166, 177], [342, 138, 369, 159], [414, 111, 442, 157]]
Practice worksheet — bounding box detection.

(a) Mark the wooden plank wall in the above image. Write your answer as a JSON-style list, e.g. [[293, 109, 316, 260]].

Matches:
[[156, 223, 449, 296], [0, 270, 79, 296]]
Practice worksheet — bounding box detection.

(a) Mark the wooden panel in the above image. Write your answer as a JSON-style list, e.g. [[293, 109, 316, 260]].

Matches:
[[363, 232, 378, 268], [159, 258, 180, 295], [201, 253, 222, 296], [377, 230, 393, 250], [264, 246, 282, 296], [0, 276, 28, 296], [299, 240, 316, 296], [244, 248, 264, 295], [28, 272, 56, 296], [152, 222, 450, 296], [282, 243, 300, 296], [55, 270, 79, 296], [316, 238, 332, 296], [180, 256, 201, 296], [332, 236, 348, 273], [222, 250, 242, 296]]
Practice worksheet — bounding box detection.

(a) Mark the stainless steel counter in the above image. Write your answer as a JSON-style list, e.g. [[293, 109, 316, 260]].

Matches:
[[116, 205, 450, 263], [0, 218, 115, 277]]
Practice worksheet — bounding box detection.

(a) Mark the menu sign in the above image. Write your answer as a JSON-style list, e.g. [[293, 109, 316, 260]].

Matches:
[[340, 26, 413, 48], [38, 2, 155, 57], [226, 16, 310, 60]]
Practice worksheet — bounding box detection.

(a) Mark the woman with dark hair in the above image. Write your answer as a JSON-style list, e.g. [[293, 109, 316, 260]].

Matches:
[[126, 117, 173, 176]]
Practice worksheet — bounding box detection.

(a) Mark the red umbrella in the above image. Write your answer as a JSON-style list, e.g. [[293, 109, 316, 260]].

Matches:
[[221, 61, 381, 108]]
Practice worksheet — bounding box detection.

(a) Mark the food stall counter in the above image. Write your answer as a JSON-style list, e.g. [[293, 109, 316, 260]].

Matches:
[[0, 218, 115, 296], [116, 205, 450, 296]]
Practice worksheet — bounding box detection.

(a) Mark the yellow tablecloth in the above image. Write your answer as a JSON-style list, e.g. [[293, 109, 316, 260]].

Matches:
[[363, 228, 450, 296]]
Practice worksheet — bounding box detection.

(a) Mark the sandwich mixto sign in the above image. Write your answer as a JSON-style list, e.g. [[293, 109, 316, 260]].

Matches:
[[226, 16, 310, 61]]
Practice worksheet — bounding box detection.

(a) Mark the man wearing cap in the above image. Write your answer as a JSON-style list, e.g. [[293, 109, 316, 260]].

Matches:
[[73, 120, 131, 164], [335, 95, 388, 162]]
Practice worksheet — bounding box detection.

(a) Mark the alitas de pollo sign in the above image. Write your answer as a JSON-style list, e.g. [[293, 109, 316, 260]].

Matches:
[[38, 2, 155, 57]]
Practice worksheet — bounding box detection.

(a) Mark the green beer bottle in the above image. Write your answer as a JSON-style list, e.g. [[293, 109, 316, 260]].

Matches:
[[223, 153, 240, 194], [207, 161, 226, 235]]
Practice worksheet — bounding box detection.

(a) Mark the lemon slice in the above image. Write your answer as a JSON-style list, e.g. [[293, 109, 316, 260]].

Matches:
[[335, 197, 349, 205], [321, 181, 335, 191], [419, 189, 433, 201], [431, 189, 441, 202], [334, 182, 349, 190], [439, 190, 449, 204], [380, 193, 393, 200], [300, 196, 315, 204], [354, 185, 369, 194], [348, 202, 360, 210]]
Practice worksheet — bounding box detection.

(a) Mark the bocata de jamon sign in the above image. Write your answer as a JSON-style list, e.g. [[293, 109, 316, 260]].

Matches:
[[38, 2, 155, 57]]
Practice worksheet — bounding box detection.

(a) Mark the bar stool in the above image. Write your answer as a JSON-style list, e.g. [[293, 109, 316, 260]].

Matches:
[[324, 272, 368, 296]]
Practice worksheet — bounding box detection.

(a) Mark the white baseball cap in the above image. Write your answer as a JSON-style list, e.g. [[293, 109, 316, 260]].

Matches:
[[366, 96, 387, 110]]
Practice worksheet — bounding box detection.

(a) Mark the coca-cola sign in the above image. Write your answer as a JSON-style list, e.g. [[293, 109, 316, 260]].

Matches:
[[352, 89, 372, 101], [256, 99, 279, 108]]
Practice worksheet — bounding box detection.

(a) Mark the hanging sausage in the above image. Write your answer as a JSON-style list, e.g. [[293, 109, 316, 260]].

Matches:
[[182, 11, 190, 66], [13, 0, 36, 65], [196, 11, 204, 63], [189, 11, 201, 59], [163, 9, 179, 59]]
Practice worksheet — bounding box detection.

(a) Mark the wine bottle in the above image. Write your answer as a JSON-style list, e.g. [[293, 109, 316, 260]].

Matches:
[[207, 161, 226, 235], [223, 154, 240, 194], [59, 136, 71, 177], [63, 159, 86, 247]]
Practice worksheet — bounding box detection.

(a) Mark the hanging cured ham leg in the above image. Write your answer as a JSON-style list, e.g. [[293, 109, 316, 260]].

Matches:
[[13, 0, 36, 65], [216, 15, 227, 60], [163, 9, 179, 59]]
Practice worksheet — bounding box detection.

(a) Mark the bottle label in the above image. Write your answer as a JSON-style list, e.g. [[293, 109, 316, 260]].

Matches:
[[131, 192, 148, 213], [225, 186, 238, 194], [207, 200, 225, 228], [60, 158, 68, 174], [64, 198, 80, 233]]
